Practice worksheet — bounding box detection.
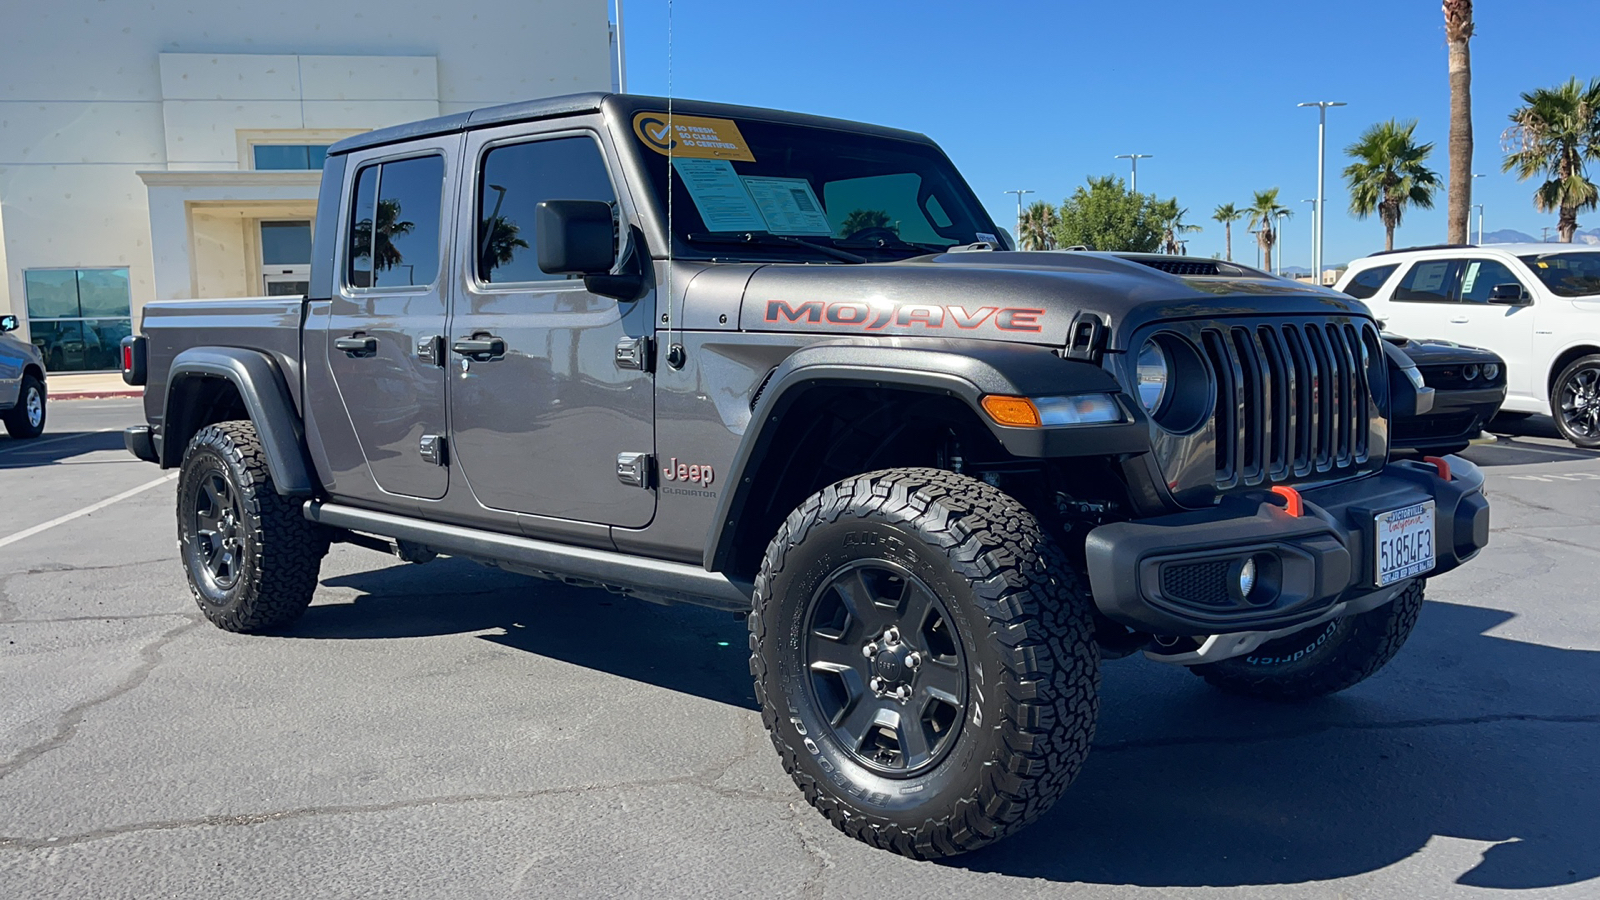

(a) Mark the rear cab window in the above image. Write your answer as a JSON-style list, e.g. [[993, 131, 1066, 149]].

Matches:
[[346, 154, 447, 289]]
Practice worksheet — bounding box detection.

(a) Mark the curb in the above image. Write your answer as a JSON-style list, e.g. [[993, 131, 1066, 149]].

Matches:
[[54, 390, 145, 401]]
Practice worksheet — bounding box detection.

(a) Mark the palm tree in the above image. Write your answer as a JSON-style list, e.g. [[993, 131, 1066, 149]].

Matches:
[[1155, 202, 1202, 255], [1245, 189, 1289, 273], [1212, 203, 1242, 261], [836, 209, 897, 239], [1018, 200, 1058, 250], [1343, 119, 1442, 251], [1444, 0, 1475, 244], [1502, 77, 1600, 243]]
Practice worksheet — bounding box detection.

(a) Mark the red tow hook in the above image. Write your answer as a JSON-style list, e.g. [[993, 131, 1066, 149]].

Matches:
[[1270, 485, 1304, 517], [1423, 455, 1453, 481]]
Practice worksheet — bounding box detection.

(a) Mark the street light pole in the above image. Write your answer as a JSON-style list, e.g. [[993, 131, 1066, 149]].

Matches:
[[1275, 210, 1290, 277], [1302, 199, 1317, 279], [613, 0, 628, 92], [1298, 101, 1347, 284], [1114, 154, 1153, 193], [1472, 203, 1485, 245], [1004, 189, 1034, 249]]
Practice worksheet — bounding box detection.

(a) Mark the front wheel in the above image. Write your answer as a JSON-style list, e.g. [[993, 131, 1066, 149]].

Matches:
[[749, 468, 1100, 859], [177, 420, 328, 632], [3, 374, 46, 439], [1552, 354, 1600, 449], [1192, 580, 1425, 701]]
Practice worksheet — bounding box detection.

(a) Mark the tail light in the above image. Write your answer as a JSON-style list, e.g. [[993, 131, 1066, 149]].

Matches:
[[120, 335, 147, 386]]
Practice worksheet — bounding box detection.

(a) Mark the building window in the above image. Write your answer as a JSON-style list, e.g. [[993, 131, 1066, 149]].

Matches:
[[253, 144, 331, 171], [23, 268, 132, 372]]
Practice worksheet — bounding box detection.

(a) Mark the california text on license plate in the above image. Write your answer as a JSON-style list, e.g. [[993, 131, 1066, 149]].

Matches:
[[1375, 501, 1435, 586]]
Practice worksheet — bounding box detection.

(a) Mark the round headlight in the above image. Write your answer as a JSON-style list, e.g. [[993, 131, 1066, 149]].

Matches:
[[1136, 339, 1170, 414], [1482, 362, 1500, 381], [1463, 364, 1481, 381]]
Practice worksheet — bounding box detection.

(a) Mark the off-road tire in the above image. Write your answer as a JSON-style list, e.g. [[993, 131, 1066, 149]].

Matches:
[[1192, 579, 1425, 701], [749, 467, 1100, 859], [3, 374, 46, 439], [177, 420, 328, 632], [1550, 354, 1600, 449]]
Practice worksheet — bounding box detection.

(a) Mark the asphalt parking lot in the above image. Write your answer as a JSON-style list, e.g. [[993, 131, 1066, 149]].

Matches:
[[2, 398, 1597, 899]]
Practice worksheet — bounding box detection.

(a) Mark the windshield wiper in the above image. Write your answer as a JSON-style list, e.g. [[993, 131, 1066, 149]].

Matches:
[[684, 231, 866, 264], [834, 236, 952, 255]]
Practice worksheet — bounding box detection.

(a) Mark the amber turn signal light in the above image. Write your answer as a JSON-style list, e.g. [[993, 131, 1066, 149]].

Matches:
[[980, 395, 1041, 428]]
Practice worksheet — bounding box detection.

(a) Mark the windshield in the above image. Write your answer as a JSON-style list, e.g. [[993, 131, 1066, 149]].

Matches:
[[628, 112, 1003, 262], [1519, 251, 1600, 298]]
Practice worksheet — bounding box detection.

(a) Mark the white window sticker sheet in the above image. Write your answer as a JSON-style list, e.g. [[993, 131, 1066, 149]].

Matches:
[[740, 176, 834, 235], [672, 158, 766, 232], [1461, 261, 1482, 294]]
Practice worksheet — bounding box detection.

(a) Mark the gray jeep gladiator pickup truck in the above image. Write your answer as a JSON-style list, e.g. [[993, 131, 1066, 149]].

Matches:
[[121, 92, 1490, 858]]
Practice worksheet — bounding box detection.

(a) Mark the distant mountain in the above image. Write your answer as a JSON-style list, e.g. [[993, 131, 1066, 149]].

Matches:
[[1483, 227, 1600, 245]]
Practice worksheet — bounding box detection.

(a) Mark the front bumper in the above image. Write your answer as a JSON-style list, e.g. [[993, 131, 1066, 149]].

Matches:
[[1391, 384, 1506, 453], [1085, 456, 1489, 635]]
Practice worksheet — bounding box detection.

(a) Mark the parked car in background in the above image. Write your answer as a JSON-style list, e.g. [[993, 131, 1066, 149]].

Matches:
[[0, 314, 48, 438], [1381, 336, 1506, 456], [1336, 244, 1600, 448]]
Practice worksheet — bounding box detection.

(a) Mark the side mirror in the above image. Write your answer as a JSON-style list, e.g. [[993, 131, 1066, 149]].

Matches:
[[1488, 283, 1530, 305], [536, 200, 618, 276], [0, 315, 16, 333]]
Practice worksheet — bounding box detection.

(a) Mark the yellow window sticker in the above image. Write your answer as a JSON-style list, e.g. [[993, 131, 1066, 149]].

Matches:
[[632, 112, 756, 162]]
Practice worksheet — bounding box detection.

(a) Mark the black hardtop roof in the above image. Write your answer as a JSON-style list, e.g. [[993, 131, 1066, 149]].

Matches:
[[327, 93, 935, 157]]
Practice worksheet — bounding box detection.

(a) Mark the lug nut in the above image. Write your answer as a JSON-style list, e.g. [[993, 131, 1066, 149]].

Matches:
[[905, 652, 921, 670], [870, 677, 884, 693], [884, 627, 900, 645], [895, 686, 912, 703], [862, 642, 878, 658]]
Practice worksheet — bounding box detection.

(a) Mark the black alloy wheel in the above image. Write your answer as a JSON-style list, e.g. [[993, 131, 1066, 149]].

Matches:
[[1553, 354, 1600, 449], [191, 469, 244, 592], [803, 560, 966, 776]]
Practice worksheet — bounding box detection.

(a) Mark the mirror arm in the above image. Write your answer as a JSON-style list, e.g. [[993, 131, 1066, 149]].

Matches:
[[583, 233, 646, 302]]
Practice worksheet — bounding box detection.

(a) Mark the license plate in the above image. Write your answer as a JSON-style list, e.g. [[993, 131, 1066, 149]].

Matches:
[[1375, 501, 1436, 586]]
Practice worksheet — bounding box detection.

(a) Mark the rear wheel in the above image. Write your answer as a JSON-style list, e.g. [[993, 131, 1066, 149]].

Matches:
[[177, 420, 328, 632], [1192, 580, 1425, 701], [1551, 354, 1600, 449], [3, 374, 45, 439], [749, 467, 1100, 858]]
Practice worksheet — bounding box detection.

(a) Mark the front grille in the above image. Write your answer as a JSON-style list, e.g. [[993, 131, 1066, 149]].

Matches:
[[1160, 560, 1233, 608], [1200, 321, 1375, 488]]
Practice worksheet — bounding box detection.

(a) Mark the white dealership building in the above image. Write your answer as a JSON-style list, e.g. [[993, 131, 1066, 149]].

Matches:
[[0, 0, 613, 371]]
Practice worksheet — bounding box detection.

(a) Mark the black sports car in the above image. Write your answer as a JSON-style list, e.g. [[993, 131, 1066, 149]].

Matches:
[[1384, 335, 1507, 456]]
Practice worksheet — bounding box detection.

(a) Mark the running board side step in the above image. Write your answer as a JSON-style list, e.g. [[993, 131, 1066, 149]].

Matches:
[[304, 500, 752, 611]]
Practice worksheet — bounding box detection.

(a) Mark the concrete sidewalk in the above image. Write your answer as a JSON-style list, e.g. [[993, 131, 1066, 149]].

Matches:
[[46, 372, 143, 400]]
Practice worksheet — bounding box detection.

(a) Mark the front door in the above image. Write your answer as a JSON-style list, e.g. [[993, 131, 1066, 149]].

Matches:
[[260, 220, 312, 297], [447, 126, 656, 527], [1450, 257, 1537, 401], [324, 144, 456, 501]]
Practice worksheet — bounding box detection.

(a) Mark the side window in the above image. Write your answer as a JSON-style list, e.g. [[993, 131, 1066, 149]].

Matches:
[[1393, 260, 1461, 303], [345, 154, 446, 289], [1458, 258, 1525, 303], [1341, 263, 1398, 300], [478, 136, 617, 284]]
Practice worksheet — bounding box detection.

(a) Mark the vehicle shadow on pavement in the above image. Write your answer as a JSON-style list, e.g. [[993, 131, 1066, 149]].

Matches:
[[294, 562, 1598, 889], [0, 430, 125, 467], [301, 557, 759, 710], [954, 600, 1600, 889], [1470, 414, 1600, 466]]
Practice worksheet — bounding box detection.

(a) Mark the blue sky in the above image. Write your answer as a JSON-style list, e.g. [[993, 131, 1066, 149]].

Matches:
[[617, 0, 1596, 269]]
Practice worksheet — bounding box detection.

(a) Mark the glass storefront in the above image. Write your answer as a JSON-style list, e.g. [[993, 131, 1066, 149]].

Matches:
[[23, 267, 133, 372]]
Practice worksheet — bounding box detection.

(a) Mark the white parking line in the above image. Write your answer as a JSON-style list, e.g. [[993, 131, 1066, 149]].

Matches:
[[0, 473, 177, 550]]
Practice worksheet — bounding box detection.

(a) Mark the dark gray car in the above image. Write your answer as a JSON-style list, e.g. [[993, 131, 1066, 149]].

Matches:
[[120, 93, 1491, 860], [0, 314, 47, 439]]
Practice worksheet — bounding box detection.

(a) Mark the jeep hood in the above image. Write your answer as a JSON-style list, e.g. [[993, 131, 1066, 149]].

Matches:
[[731, 251, 1372, 351]]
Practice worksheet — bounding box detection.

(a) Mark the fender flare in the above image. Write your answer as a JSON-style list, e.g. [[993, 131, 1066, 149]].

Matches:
[[702, 340, 1148, 572], [161, 347, 316, 496]]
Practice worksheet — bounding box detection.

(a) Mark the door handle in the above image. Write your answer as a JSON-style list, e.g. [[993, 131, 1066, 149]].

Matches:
[[1449, 317, 1470, 324], [334, 335, 378, 357], [451, 335, 507, 361]]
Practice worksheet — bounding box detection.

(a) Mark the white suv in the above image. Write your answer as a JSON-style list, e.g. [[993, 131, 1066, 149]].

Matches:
[[1335, 243, 1600, 448]]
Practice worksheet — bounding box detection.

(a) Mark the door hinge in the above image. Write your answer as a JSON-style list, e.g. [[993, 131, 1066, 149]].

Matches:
[[419, 434, 448, 466], [615, 335, 653, 371], [616, 451, 651, 487], [417, 334, 445, 367]]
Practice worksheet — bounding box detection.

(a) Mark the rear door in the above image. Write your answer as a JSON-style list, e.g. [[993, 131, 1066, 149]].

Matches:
[[1380, 258, 1462, 339], [446, 122, 657, 527], [324, 141, 458, 501]]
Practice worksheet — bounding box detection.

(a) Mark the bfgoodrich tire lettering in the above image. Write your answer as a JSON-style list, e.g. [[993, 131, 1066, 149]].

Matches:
[[177, 420, 328, 633], [1192, 579, 1425, 701], [749, 467, 1100, 858]]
